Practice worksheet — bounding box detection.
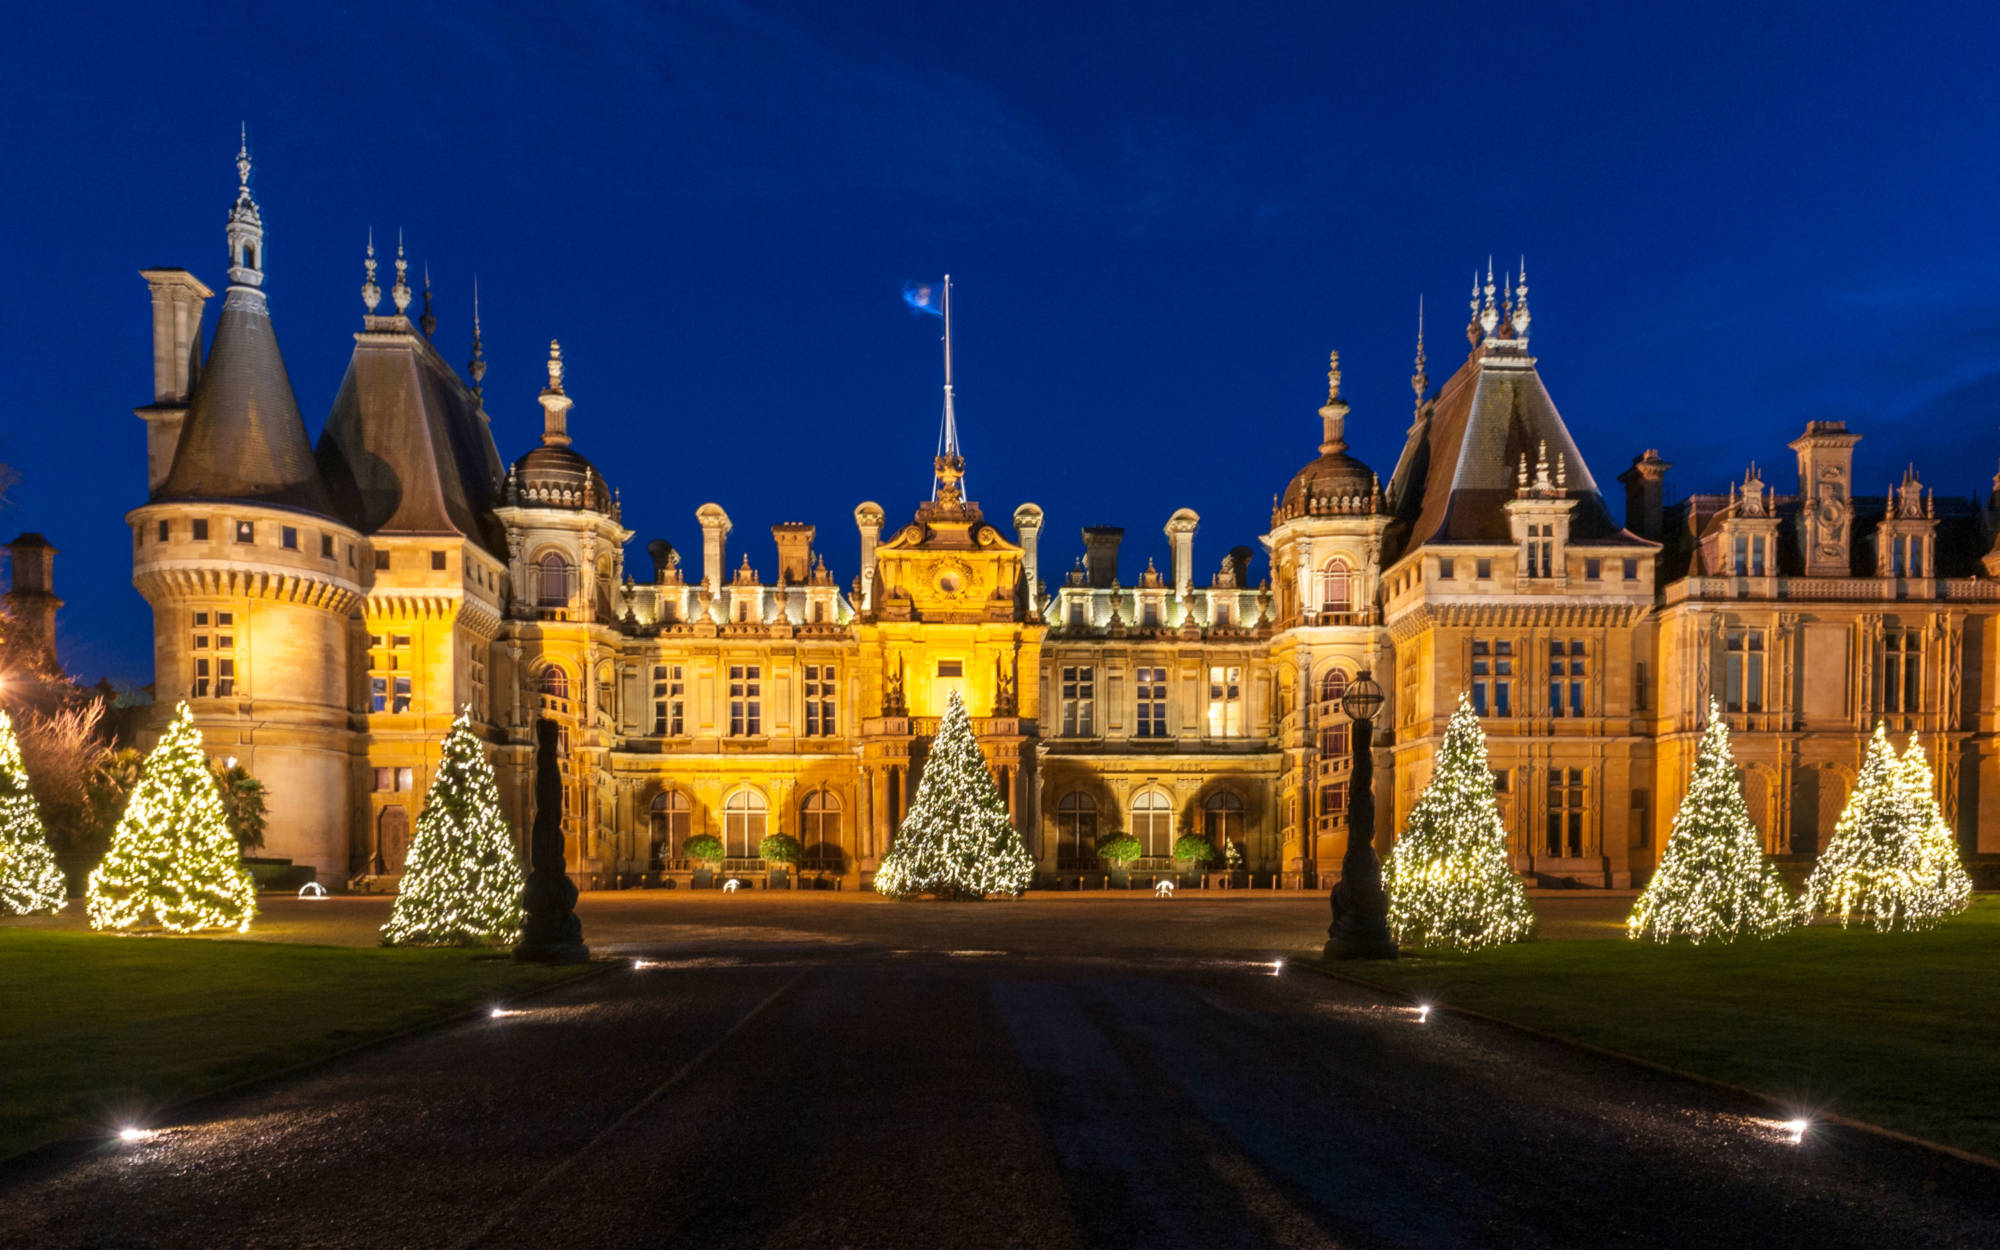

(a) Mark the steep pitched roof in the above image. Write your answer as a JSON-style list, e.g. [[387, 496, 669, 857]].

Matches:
[[1385, 339, 1644, 560], [315, 319, 505, 555], [154, 291, 336, 517]]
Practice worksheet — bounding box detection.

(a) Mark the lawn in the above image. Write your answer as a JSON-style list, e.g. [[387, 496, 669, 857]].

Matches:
[[1332, 895, 2000, 1162], [0, 928, 595, 1159]]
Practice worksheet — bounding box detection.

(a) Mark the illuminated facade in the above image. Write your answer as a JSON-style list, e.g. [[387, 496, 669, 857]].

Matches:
[[128, 159, 2000, 887]]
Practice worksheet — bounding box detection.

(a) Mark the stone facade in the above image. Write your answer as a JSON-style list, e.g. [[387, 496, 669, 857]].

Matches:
[[127, 166, 2000, 887]]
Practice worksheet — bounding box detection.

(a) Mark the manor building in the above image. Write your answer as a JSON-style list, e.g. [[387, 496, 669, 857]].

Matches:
[[127, 151, 2000, 888]]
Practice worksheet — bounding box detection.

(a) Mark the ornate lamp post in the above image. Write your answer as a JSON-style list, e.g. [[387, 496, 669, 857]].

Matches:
[[1325, 669, 1398, 960]]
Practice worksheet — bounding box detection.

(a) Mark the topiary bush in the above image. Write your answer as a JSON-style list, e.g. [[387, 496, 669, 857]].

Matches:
[[683, 834, 724, 866], [1172, 833, 1217, 867], [1097, 834, 1142, 867], [758, 832, 802, 865]]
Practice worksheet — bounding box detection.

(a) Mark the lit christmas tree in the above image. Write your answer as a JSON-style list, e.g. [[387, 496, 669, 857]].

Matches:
[[0, 709, 68, 915], [874, 689, 1035, 900], [1801, 727, 1973, 931], [1383, 695, 1535, 949], [1627, 701, 1792, 943], [383, 711, 525, 946], [86, 702, 257, 933]]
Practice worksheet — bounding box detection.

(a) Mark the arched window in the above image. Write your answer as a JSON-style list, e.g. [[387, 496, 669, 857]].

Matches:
[[1318, 558, 1352, 614], [538, 552, 573, 607], [1320, 668, 1349, 707], [1130, 788, 1174, 859], [540, 667, 570, 700], [648, 790, 690, 869], [1203, 790, 1244, 847], [801, 788, 842, 858], [1056, 792, 1096, 867], [724, 789, 768, 858]]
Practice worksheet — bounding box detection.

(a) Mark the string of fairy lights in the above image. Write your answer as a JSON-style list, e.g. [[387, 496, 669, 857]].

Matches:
[[872, 689, 1036, 901], [381, 711, 525, 946], [0, 708, 68, 916]]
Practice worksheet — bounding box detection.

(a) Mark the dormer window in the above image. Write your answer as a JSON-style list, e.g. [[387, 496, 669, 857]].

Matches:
[[1890, 534, 1924, 577], [1733, 534, 1768, 576], [1525, 524, 1554, 578]]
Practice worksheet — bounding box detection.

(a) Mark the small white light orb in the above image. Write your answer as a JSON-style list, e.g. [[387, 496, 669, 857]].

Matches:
[[1782, 1118, 1809, 1144], [1417, 1004, 1432, 1023], [118, 1126, 148, 1143]]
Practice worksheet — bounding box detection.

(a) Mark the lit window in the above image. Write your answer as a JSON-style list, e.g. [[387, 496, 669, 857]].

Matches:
[[1548, 640, 1586, 717], [652, 664, 685, 736], [1056, 792, 1096, 867], [192, 610, 238, 698], [729, 664, 762, 736], [723, 789, 767, 857], [1061, 665, 1095, 736], [1130, 788, 1173, 858], [1724, 630, 1764, 713], [804, 664, 838, 736], [1206, 665, 1243, 736], [1134, 666, 1167, 738], [1318, 558, 1352, 614], [235, 520, 255, 544]]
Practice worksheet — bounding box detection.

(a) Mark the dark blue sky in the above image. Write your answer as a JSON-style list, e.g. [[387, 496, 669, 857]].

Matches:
[[5, 1, 1998, 684]]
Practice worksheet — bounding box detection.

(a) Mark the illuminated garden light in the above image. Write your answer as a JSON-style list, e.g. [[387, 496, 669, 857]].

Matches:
[[1782, 1118, 1810, 1145], [117, 1126, 151, 1143], [1416, 1004, 1432, 1023], [1269, 958, 1285, 976], [489, 1006, 522, 1019]]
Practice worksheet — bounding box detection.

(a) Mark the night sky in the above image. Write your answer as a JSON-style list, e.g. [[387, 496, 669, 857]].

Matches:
[[5, 1, 1998, 685]]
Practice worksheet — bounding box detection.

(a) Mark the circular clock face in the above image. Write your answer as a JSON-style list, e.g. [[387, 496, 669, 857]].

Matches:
[[938, 570, 964, 595]]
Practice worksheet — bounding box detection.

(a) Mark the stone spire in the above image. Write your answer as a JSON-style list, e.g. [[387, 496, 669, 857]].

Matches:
[[1511, 256, 1531, 339], [468, 277, 487, 403], [1478, 257, 1499, 340], [539, 339, 572, 446], [419, 263, 436, 339], [1411, 296, 1428, 406], [1318, 350, 1349, 455], [1466, 270, 1481, 345], [361, 230, 380, 314], [224, 124, 265, 301], [391, 230, 411, 315]]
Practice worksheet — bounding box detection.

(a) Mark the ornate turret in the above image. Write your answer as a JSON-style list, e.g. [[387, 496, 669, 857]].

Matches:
[[507, 340, 615, 515], [1273, 351, 1383, 524]]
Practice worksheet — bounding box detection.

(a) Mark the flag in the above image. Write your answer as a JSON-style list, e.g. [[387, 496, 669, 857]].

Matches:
[[902, 279, 945, 317]]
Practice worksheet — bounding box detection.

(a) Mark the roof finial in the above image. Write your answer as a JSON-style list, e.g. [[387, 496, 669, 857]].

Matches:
[[1318, 349, 1350, 455], [361, 230, 380, 314], [468, 276, 486, 401], [1412, 295, 1429, 405], [1511, 256, 1531, 339], [224, 125, 265, 295], [1466, 270, 1482, 345], [539, 339, 572, 447], [391, 230, 411, 315], [1479, 257, 1499, 339], [419, 262, 436, 339], [236, 123, 251, 191]]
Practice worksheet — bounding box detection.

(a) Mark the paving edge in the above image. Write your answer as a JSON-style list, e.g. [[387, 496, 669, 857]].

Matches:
[[0, 958, 617, 1180], [1299, 959, 2000, 1175]]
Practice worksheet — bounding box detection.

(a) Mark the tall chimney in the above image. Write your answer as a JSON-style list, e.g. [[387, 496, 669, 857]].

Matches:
[[3, 533, 61, 671], [1164, 508, 1199, 599], [1013, 504, 1044, 607], [696, 503, 732, 595], [1082, 526, 1124, 589], [136, 269, 213, 492], [854, 502, 884, 612], [1617, 449, 1672, 541], [772, 523, 815, 585]]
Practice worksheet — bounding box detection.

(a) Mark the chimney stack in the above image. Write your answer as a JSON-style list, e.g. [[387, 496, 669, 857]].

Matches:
[[136, 269, 213, 492], [696, 503, 731, 595], [854, 502, 884, 612], [772, 523, 815, 585], [1082, 527, 1124, 589], [1013, 504, 1044, 606], [1617, 449, 1672, 541], [1164, 508, 1199, 599], [3, 533, 61, 671]]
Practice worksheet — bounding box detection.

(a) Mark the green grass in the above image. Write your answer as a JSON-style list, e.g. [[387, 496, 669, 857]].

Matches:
[[0, 929, 595, 1158], [1331, 895, 2000, 1161]]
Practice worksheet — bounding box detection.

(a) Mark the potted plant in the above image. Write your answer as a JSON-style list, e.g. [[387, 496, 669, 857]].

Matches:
[[758, 832, 802, 889], [1172, 833, 1218, 887], [684, 834, 724, 889], [1097, 834, 1142, 889], [1222, 838, 1248, 888]]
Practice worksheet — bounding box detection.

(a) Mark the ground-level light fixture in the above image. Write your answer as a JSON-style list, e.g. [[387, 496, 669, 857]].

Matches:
[[1416, 1004, 1432, 1023], [1782, 1118, 1810, 1145], [117, 1126, 151, 1143]]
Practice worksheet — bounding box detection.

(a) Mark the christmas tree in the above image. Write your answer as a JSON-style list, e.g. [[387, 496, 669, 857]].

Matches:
[[0, 709, 68, 915], [1801, 727, 1972, 931], [874, 689, 1035, 900], [1383, 695, 1534, 949], [86, 702, 257, 933], [1628, 701, 1792, 943], [382, 711, 525, 946]]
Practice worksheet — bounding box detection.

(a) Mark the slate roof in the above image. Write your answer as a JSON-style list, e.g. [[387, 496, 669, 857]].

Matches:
[[316, 320, 507, 556], [1384, 340, 1645, 562], [154, 292, 336, 518]]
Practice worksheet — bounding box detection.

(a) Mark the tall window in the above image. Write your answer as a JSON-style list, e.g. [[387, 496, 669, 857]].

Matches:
[[1318, 558, 1352, 614], [1207, 665, 1243, 736], [729, 664, 763, 736], [1470, 639, 1512, 717], [652, 664, 685, 736], [1525, 524, 1554, 578], [1061, 665, 1095, 736], [1548, 640, 1586, 717], [538, 552, 572, 607], [1319, 781, 1348, 820], [723, 789, 768, 857], [540, 667, 569, 702], [1319, 721, 1350, 759], [191, 610, 237, 699], [1319, 668, 1348, 708], [648, 791, 690, 869], [1724, 629, 1765, 713], [800, 789, 842, 855], [1733, 533, 1768, 576], [1546, 768, 1585, 857], [1130, 789, 1174, 858], [1888, 534, 1926, 577], [1882, 630, 1922, 713], [1134, 667, 1167, 738], [1056, 792, 1096, 866], [1203, 791, 1244, 847], [369, 631, 414, 714], [804, 664, 837, 737], [469, 648, 487, 719]]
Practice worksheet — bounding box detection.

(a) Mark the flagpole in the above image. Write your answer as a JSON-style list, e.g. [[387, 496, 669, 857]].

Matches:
[[934, 274, 961, 501]]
